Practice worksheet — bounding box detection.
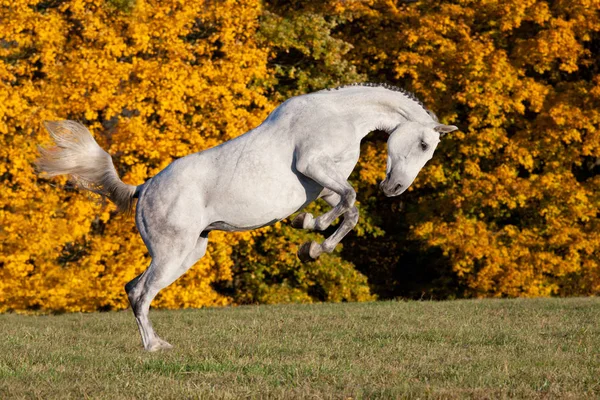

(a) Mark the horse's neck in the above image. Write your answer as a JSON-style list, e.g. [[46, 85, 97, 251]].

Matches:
[[325, 87, 432, 139]]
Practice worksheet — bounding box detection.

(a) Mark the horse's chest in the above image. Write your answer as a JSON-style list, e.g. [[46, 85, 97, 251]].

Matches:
[[334, 148, 361, 179]]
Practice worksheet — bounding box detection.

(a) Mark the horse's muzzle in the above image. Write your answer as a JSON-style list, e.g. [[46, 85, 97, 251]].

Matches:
[[380, 179, 405, 197]]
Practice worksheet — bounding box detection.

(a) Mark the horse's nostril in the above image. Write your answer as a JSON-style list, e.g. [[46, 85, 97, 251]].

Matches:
[[394, 183, 403, 192]]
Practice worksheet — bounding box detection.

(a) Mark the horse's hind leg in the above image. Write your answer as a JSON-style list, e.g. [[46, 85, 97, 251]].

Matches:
[[125, 232, 209, 351]]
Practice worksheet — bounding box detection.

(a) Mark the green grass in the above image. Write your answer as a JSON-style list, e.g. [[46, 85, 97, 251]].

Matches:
[[1, 298, 599, 399]]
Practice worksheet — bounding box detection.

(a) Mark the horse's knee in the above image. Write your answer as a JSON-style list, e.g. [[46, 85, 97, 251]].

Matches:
[[342, 189, 356, 208], [347, 206, 359, 225]]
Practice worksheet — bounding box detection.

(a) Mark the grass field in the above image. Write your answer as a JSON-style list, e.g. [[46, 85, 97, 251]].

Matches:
[[0, 298, 599, 399]]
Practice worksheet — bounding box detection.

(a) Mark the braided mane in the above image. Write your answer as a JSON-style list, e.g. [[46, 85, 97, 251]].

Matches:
[[324, 82, 438, 122]]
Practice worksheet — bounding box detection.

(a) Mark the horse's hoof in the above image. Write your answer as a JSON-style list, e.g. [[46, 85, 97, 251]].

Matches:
[[291, 213, 314, 229], [298, 241, 321, 262], [146, 338, 173, 352]]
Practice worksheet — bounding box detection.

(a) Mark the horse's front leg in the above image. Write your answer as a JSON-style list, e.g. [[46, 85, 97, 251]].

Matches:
[[295, 190, 360, 262], [294, 155, 358, 262], [292, 189, 343, 230]]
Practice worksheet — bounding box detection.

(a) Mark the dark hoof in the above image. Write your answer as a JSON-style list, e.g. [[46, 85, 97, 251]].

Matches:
[[298, 241, 321, 262], [291, 213, 311, 229]]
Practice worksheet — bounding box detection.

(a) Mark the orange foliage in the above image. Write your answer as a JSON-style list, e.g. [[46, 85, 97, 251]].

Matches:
[[0, 0, 274, 311], [2, 0, 600, 312], [0, 0, 374, 312], [329, 0, 600, 297]]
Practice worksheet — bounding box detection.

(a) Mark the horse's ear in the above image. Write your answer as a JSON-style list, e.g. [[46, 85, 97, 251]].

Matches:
[[434, 124, 458, 136]]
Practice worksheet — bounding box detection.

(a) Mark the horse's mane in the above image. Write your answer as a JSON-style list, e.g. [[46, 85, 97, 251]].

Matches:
[[324, 82, 438, 122]]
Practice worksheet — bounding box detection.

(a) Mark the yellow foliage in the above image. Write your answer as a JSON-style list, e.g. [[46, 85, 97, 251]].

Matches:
[[1, 0, 375, 313], [2, 0, 600, 312], [0, 0, 275, 312], [318, 0, 600, 298]]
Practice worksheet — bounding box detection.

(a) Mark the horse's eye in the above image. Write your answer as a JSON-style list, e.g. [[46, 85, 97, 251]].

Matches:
[[420, 141, 429, 151]]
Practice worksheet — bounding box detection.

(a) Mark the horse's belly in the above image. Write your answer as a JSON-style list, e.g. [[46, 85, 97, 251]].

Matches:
[[206, 172, 321, 232]]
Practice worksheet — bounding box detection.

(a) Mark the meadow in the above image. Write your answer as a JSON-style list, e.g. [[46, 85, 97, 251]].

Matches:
[[1, 298, 598, 399]]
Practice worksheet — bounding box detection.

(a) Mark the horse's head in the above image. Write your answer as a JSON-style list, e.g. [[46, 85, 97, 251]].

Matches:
[[380, 122, 458, 197]]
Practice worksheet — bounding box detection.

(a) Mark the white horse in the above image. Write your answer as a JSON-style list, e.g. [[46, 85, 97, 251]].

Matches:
[[37, 83, 457, 351]]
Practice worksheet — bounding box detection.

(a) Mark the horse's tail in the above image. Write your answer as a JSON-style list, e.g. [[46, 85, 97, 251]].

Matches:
[[36, 120, 138, 214]]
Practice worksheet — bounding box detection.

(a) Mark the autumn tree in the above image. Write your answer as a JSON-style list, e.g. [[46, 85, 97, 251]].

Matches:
[[328, 0, 600, 297], [2, 0, 599, 313]]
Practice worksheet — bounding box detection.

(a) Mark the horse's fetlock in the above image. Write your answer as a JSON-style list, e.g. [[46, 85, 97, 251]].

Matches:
[[298, 240, 322, 262], [292, 212, 317, 230], [303, 213, 316, 229]]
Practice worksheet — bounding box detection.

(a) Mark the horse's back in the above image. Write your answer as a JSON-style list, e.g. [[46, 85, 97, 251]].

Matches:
[[137, 124, 322, 233]]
